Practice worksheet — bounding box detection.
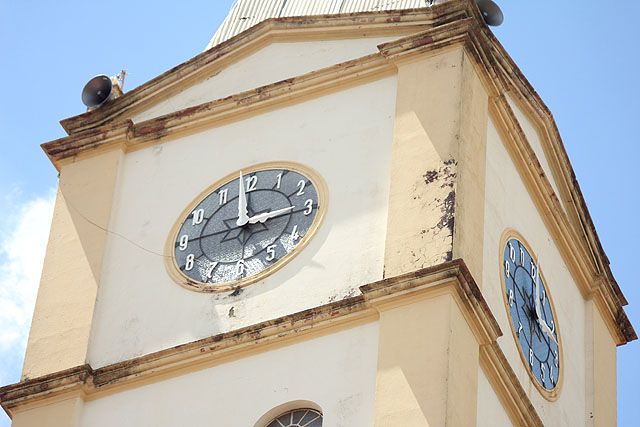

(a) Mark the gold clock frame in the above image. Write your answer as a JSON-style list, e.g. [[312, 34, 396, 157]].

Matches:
[[499, 229, 564, 401], [165, 161, 328, 293]]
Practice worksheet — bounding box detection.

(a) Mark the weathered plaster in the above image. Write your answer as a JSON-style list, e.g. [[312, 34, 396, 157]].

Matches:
[[505, 94, 564, 212], [477, 366, 514, 427], [133, 37, 398, 123], [384, 48, 463, 278], [12, 397, 84, 427], [451, 50, 489, 285], [22, 150, 123, 380]]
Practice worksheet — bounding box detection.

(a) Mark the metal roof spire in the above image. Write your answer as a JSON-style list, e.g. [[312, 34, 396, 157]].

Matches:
[[206, 0, 446, 49]]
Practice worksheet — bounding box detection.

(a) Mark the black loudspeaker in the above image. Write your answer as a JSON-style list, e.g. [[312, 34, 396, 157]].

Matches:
[[475, 0, 504, 27], [81, 75, 113, 108]]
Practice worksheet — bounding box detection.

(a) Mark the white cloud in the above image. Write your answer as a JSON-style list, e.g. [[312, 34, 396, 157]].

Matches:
[[0, 190, 55, 384]]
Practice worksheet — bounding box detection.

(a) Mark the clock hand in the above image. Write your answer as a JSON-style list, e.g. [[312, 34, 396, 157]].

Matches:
[[236, 171, 249, 226], [248, 206, 295, 224], [534, 260, 543, 321], [539, 317, 558, 345], [534, 260, 558, 344]]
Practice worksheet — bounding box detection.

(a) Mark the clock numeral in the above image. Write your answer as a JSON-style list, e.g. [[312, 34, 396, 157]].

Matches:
[[517, 322, 523, 337], [219, 189, 228, 205], [508, 289, 515, 307], [178, 235, 189, 251], [291, 225, 300, 242], [530, 261, 537, 280], [520, 248, 525, 266], [529, 348, 534, 367], [296, 180, 306, 196], [185, 254, 195, 271], [550, 365, 554, 383], [275, 172, 283, 189], [236, 259, 246, 276], [246, 175, 257, 192], [192, 209, 205, 225], [303, 199, 313, 215], [205, 262, 218, 279], [504, 260, 510, 278], [540, 363, 546, 381], [554, 350, 559, 368], [509, 243, 516, 263], [266, 244, 277, 262]]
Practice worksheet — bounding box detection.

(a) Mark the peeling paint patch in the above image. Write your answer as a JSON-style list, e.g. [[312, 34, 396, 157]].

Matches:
[[409, 158, 457, 268], [422, 160, 456, 244], [423, 158, 456, 186]]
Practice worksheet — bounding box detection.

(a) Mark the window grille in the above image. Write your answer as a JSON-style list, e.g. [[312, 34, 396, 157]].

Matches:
[[266, 408, 322, 427]]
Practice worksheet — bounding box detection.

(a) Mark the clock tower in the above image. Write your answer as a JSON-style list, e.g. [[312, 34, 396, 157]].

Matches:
[[1, 1, 635, 426]]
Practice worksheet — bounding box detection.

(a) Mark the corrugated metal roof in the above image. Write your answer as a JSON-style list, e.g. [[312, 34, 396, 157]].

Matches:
[[206, 0, 442, 49]]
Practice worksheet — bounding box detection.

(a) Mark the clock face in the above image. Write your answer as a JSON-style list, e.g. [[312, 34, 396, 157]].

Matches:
[[502, 236, 561, 396], [168, 163, 325, 292]]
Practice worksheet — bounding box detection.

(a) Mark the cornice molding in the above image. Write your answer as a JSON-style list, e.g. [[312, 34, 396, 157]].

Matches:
[[43, 51, 395, 170], [0, 365, 91, 416], [362, 259, 502, 346], [58, 1, 471, 135], [1, 260, 542, 427]]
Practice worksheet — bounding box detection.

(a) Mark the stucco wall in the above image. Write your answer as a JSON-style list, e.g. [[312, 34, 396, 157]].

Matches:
[[133, 37, 397, 123], [87, 76, 396, 367], [81, 322, 379, 427], [384, 47, 463, 278], [476, 367, 513, 427], [22, 150, 123, 379], [505, 95, 564, 212], [483, 118, 587, 425]]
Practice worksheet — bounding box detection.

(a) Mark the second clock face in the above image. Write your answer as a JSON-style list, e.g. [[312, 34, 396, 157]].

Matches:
[[502, 237, 561, 395], [169, 164, 324, 291]]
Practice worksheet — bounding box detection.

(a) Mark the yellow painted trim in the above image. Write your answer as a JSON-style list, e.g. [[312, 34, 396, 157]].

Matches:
[[164, 161, 328, 293], [498, 229, 564, 401]]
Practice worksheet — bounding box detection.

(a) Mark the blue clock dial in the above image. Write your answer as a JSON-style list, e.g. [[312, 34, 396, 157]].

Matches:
[[503, 238, 560, 392]]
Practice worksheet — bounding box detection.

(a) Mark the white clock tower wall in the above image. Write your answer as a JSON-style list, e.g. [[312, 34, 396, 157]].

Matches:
[[482, 118, 589, 425], [87, 77, 397, 367], [476, 366, 514, 427]]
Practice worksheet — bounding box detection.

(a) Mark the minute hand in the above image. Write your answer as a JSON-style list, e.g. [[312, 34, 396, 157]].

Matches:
[[535, 261, 558, 344], [248, 206, 295, 224], [236, 171, 249, 226]]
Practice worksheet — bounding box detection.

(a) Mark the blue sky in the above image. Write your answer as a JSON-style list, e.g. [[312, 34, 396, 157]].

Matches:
[[0, 1, 638, 425]]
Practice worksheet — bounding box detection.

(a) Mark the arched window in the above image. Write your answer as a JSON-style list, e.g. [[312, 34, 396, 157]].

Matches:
[[265, 408, 322, 427]]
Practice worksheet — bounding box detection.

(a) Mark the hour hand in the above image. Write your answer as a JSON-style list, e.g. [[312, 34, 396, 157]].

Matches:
[[248, 206, 295, 224], [236, 171, 249, 226]]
